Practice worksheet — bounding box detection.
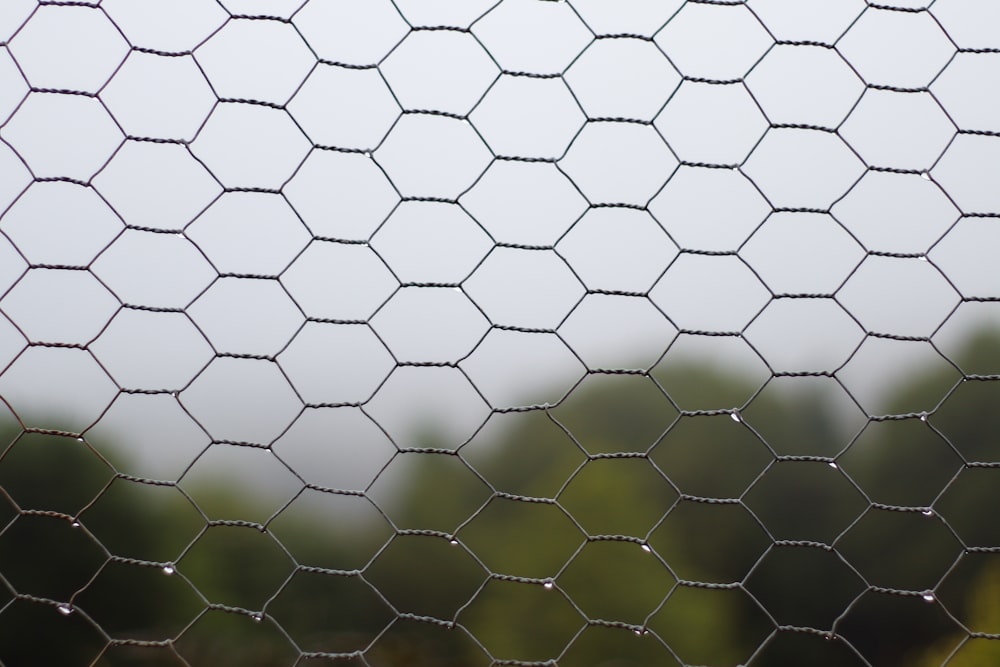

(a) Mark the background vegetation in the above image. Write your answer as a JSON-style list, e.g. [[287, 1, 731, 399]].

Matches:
[[1, 330, 999, 666]]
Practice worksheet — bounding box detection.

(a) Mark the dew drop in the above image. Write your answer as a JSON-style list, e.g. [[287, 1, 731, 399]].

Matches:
[[828, 461, 838, 469], [922, 592, 935, 603], [922, 509, 934, 517], [641, 543, 652, 553], [543, 580, 554, 590], [919, 411, 928, 422], [920, 171, 931, 180], [70, 520, 80, 528], [76, 437, 84, 442], [729, 410, 742, 423], [634, 628, 647, 636], [449, 539, 459, 546], [162, 565, 175, 575], [364, 151, 372, 158], [57, 604, 73, 616], [251, 612, 264, 622]]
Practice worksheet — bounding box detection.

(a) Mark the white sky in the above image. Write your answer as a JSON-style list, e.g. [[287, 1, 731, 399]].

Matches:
[[0, 0, 998, 493]]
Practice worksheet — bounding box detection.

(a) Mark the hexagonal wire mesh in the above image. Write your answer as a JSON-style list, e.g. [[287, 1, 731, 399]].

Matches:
[[0, 0, 999, 665]]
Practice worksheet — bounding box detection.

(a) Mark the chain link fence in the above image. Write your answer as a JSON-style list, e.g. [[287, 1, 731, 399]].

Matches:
[[1, 0, 1000, 665]]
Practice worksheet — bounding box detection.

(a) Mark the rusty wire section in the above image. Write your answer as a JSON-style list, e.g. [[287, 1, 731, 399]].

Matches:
[[1, 1, 1000, 666]]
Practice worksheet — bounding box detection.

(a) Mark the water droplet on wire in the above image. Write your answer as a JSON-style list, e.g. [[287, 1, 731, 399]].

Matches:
[[641, 543, 652, 553], [57, 604, 73, 616], [162, 564, 175, 575], [543, 579, 554, 590], [922, 592, 935, 603]]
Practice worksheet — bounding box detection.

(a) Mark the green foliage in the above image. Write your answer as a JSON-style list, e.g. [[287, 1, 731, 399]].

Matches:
[[2, 330, 1000, 665]]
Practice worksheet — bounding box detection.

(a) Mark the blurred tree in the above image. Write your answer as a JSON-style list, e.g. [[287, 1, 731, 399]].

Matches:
[[377, 364, 787, 665], [2, 329, 1000, 665]]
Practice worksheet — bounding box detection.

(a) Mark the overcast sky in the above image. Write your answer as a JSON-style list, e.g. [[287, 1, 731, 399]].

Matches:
[[0, 0, 998, 493]]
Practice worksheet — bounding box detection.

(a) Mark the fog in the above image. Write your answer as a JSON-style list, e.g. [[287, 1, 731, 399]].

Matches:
[[0, 0, 997, 494]]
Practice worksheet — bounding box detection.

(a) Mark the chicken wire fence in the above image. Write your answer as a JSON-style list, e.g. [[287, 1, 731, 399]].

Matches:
[[1, 0, 1000, 665]]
